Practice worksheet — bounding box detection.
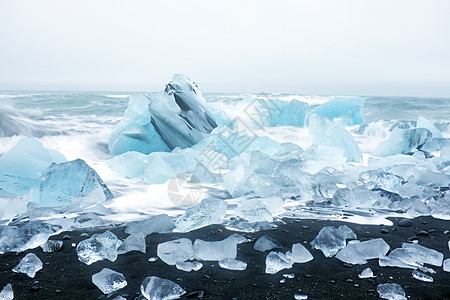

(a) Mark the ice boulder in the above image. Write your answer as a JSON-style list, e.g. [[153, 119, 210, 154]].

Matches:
[[140, 276, 186, 300], [236, 198, 273, 223], [417, 116, 442, 138], [310, 225, 357, 257], [92, 268, 127, 294], [175, 198, 227, 232], [175, 261, 203, 272], [76, 231, 121, 265], [379, 242, 444, 269], [108, 94, 170, 155], [157, 238, 194, 265], [358, 169, 403, 192], [335, 238, 390, 264], [307, 97, 365, 126], [377, 283, 406, 300], [0, 283, 13, 299], [358, 267, 374, 279], [0, 138, 66, 195], [193, 234, 249, 261], [374, 128, 432, 157], [12, 253, 43, 278], [29, 159, 113, 207], [125, 214, 175, 237]]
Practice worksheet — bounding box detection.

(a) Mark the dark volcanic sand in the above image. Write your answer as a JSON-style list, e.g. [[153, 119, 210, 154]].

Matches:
[[1, 216, 449, 300]]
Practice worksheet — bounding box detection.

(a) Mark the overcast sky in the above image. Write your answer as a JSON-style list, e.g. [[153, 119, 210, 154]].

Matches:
[[1, 0, 449, 96]]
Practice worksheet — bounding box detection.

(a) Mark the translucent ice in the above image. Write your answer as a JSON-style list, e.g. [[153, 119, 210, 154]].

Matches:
[[0, 284, 13, 300], [40, 240, 63, 253], [0, 138, 66, 195], [374, 128, 432, 157], [310, 225, 357, 257], [358, 169, 403, 192], [443, 258, 450, 272], [358, 267, 374, 278], [175, 261, 203, 272], [157, 238, 193, 265], [411, 269, 433, 282], [379, 243, 443, 269], [12, 253, 43, 278], [76, 230, 122, 265], [72, 213, 107, 229], [254, 236, 282, 252], [377, 283, 406, 300], [219, 258, 247, 271], [193, 234, 248, 261], [401, 243, 443, 266], [307, 97, 365, 126], [175, 198, 227, 232], [29, 159, 113, 207], [117, 234, 146, 254], [256, 98, 309, 127], [335, 238, 390, 264], [125, 214, 175, 237], [92, 268, 127, 294], [286, 243, 313, 263], [417, 116, 442, 138], [140, 276, 186, 300], [265, 251, 294, 274], [236, 198, 273, 223]]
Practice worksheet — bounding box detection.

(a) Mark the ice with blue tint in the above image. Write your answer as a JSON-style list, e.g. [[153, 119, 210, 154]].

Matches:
[[0, 283, 13, 299], [219, 258, 247, 270], [286, 243, 313, 263], [310, 225, 357, 257], [254, 236, 283, 252], [307, 97, 365, 126], [265, 251, 294, 274], [0, 138, 66, 195], [421, 137, 450, 152], [374, 128, 432, 157], [236, 198, 273, 223], [335, 238, 390, 265], [257, 98, 309, 127], [309, 114, 362, 163], [76, 231, 122, 265], [117, 234, 146, 254], [358, 169, 403, 192], [125, 214, 174, 237], [417, 116, 442, 138], [175, 198, 227, 232], [377, 283, 406, 300], [12, 253, 43, 278], [92, 268, 127, 294], [108, 94, 170, 155], [140, 276, 186, 300], [157, 238, 194, 265], [29, 159, 113, 207]]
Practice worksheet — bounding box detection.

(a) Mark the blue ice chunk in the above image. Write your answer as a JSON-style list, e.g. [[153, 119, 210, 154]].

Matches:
[[417, 116, 442, 138], [107, 151, 152, 179], [29, 159, 113, 207], [420, 138, 450, 152], [374, 128, 432, 157], [0, 138, 66, 195], [77, 231, 121, 265], [108, 94, 170, 155], [258, 99, 308, 127], [175, 198, 227, 232], [307, 97, 365, 126]]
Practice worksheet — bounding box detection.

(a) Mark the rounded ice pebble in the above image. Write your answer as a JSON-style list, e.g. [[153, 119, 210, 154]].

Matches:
[[140, 276, 186, 300]]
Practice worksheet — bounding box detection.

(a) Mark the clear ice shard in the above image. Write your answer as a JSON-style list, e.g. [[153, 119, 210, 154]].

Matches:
[[377, 283, 407, 300], [218, 258, 247, 271], [443, 258, 450, 272], [76, 230, 122, 265], [175, 261, 203, 272], [117, 234, 146, 254], [140, 276, 186, 300], [411, 269, 433, 282], [358, 267, 374, 278], [92, 268, 127, 294], [29, 159, 113, 207], [265, 251, 294, 274], [12, 253, 43, 278], [310, 225, 357, 257], [307, 97, 365, 126], [335, 238, 390, 264], [40, 240, 63, 253], [72, 213, 107, 229], [253, 235, 282, 252], [0, 283, 13, 300], [157, 238, 193, 265], [108, 93, 170, 155], [125, 214, 175, 237], [0, 138, 66, 195], [374, 128, 432, 157], [401, 243, 443, 266], [286, 243, 313, 263], [175, 198, 227, 232], [193, 234, 248, 261]]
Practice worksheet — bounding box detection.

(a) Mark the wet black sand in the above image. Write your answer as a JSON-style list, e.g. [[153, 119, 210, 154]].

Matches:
[[1, 216, 449, 300]]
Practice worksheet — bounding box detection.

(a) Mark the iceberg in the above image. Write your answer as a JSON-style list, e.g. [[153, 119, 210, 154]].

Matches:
[[254, 235, 283, 252], [307, 97, 365, 126], [0, 138, 66, 195], [12, 253, 43, 278], [374, 128, 432, 157], [310, 225, 357, 257], [377, 283, 406, 300], [92, 268, 127, 294], [175, 198, 227, 232], [29, 159, 113, 207], [140, 276, 186, 300], [0, 283, 13, 300], [157, 238, 194, 265], [76, 230, 121, 265]]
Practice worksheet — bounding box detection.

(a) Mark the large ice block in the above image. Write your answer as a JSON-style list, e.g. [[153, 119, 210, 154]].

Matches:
[[193, 234, 248, 261], [374, 128, 432, 157], [235, 198, 273, 223], [92, 268, 127, 294], [140, 276, 186, 300], [307, 97, 365, 126], [157, 238, 194, 265], [29, 159, 113, 207], [254, 98, 308, 127], [335, 238, 390, 264], [310, 225, 357, 257], [417, 116, 442, 138], [12, 253, 43, 278], [0, 138, 66, 195], [76, 231, 121, 265], [358, 169, 403, 192], [175, 198, 227, 232]]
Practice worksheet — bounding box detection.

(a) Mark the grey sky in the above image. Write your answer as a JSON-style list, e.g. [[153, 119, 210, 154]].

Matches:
[[1, 0, 449, 96]]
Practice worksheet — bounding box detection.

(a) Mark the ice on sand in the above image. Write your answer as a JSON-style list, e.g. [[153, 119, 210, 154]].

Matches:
[[0, 283, 13, 300], [265, 251, 294, 274], [77, 231, 122, 265], [117, 234, 146, 254], [358, 267, 374, 279], [29, 159, 113, 207], [443, 259, 450, 272], [12, 253, 43, 278], [125, 214, 175, 237], [379, 243, 443, 269], [175, 198, 227, 232], [286, 243, 313, 263], [377, 283, 406, 300], [335, 238, 390, 265], [175, 261, 203, 272], [92, 268, 127, 294], [307, 96, 365, 126], [412, 269, 433, 282], [254, 235, 282, 252], [40, 240, 63, 253], [219, 258, 247, 271], [401, 243, 443, 266], [157, 238, 193, 265], [140, 276, 186, 300], [310, 225, 357, 257], [193, 234, 249, 261]]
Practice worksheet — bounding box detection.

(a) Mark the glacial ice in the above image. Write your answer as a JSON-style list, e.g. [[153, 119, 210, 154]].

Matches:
[[236, 198, 273, 223], [358, 169, 403, 192], [92, 268, 127, 294], [417, 116, 442, 138], [374, 128, 432, 157], [29, 159, 113, 207], [310, 225, 357, 257], [125, 214, 175, 237], [265, 251, 294, 274], [0, 283, 13, 300], [117, 234, 146, 254], [307, 97, 365, 126], [249, 98, 308, 127], [12, 253, 43, 278], [377, 283, 406, 300], [358, 267, 374, 279], [76, 230, 122, 265], [443, 259, 450, 272], [411, 269, 433, 282], [157, 238, 193, 265], [193, 234, 248, 261], [218, 258, 247, 270], [286, 243, 313, 263], [254, 236, 282, 252], [140, 276, 186, 300], [401, 243, 443, 266], [335, 238, 390, 265], [175, 261, 203, 272], [379, 243, 444, 269], [175, 198, 227, 232], [40, 240, 63, 253], [0, 138, 66, 195]]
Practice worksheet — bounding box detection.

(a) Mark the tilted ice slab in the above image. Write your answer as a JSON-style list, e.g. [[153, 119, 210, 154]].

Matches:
[[157, 238, 194, 265], [335, 238, 390, 265], [175, 198, 227, 232], [92, 268, 127, 294], [193, 234, 250, 261], [140, 276, 186, 300], [0, 138, 66, 195], [117, 234, 146, 254], [12, 253, 43, 278], [310, 225, 357, 257], [377, 283, 407, 300], [286, 243, 313, 263], [254, 235, 283, 252], [29, 159, 113, 207], [77, 231, 122, 265], [379, 242, 444, 269], [307, 96, 365, 126], [417, 116, 442, 138]]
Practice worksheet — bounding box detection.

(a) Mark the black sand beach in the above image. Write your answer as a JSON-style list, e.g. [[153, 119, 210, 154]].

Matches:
[[1, 216, 449, 300]]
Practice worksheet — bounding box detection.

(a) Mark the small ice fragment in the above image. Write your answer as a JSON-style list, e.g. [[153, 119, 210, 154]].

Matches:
[[280, 279, 286, 283], [112, 296, 126, 300], [175, 261, 203, 272], [117, 234, 146, 254], [443, 259, 450, 272], [12, 253, 43, 278], [148, 257, 158, 262], [286, 243, 313, 263], [265, 251, 294, 274], [358, 267, 374, 279], [412, 269, 433, 282], [377, 283, 406, 300], [140, 276, 186, 300], [0, 283, 13, 299], [92, 268, 127, 294], [157, 238, 193, 265], [310, 225, 357, 257], [294, 294, 308, 300], [76, 231, 121, 265], [40, 240, 63, 253], [218, 258, 247, 271], [193, 234, 247, 261], [283, 273, 295, 279], [254, 235, 282, 252]]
